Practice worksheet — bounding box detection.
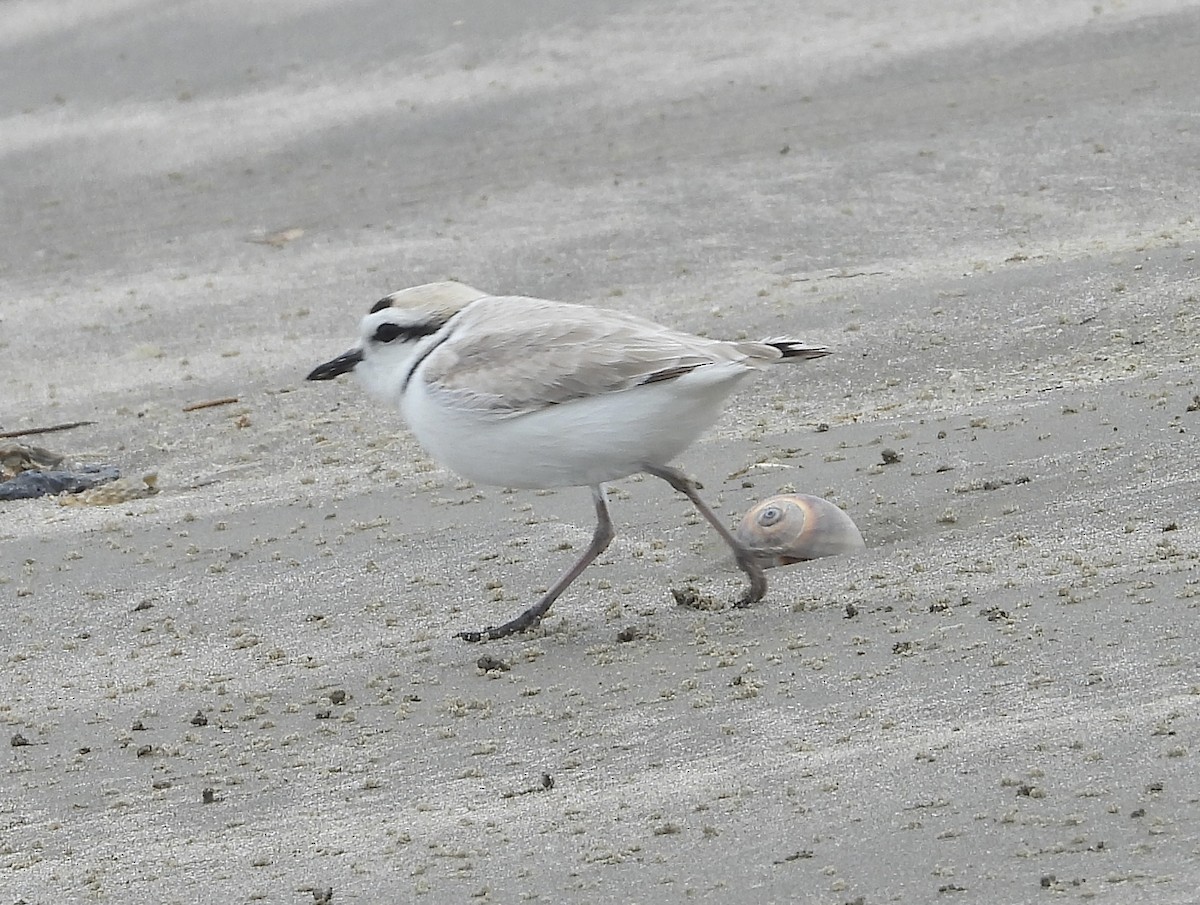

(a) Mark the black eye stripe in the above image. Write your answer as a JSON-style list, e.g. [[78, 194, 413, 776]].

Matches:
[[373, 322, 404, 343], [372, 321, 443, 344]]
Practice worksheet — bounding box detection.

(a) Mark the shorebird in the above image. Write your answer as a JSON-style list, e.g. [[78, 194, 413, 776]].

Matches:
[[308, 281, 829, 641]]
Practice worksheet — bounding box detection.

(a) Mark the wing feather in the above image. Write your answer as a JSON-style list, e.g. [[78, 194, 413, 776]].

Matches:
[[417, 296, 750, 415]]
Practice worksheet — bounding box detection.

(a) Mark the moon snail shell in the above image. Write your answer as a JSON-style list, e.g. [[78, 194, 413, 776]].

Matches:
[[735, 493, 866, 568]]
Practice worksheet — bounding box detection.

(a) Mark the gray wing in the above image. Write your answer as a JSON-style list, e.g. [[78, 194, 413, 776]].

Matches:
[[417, 296, 762, 415]]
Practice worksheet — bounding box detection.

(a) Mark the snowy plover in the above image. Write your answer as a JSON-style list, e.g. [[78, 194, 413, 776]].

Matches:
[[308, 281, 829, 642]]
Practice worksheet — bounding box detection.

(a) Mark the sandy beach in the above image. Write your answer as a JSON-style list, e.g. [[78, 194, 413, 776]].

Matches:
[[3, 1, 1198, 901]]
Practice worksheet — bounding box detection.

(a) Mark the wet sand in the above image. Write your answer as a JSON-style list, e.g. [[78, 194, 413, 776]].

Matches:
[[2, 2, 1199, 902]]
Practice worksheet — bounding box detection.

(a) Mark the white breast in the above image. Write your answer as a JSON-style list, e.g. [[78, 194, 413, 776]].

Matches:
[[401, 360, 757, 489]]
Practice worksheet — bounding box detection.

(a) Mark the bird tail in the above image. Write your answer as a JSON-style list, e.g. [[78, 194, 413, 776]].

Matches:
[[762, 338, 831, 361]]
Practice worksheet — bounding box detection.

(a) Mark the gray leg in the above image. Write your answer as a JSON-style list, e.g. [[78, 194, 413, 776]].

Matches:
[[457, 485, 615, 642], [642, 463, 767, 607]]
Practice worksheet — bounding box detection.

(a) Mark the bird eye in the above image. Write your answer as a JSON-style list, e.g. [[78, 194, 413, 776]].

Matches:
[[373, 323, 405, 343]]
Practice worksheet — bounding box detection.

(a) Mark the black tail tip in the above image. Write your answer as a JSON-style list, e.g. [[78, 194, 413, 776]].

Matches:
[[767, 340, 830, 360]]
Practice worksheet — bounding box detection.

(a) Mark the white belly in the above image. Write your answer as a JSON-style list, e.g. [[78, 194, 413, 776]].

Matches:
[[401, 365, 756, 489]]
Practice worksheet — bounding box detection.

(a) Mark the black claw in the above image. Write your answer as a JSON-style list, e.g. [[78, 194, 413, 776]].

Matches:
[[732, 555, 767, 608], [455, 600, 553, 643], [455, 628, 490, 643]]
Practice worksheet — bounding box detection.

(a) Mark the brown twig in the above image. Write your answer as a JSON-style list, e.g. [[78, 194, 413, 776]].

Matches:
[[0, 420, 96, 439], [182, 397, 239, 412]]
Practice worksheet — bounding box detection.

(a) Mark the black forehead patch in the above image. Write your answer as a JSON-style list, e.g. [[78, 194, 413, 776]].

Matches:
[[369, 296, 393, 314]]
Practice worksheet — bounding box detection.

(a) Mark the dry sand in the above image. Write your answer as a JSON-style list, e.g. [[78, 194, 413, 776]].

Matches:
[[2, 1, 1199, 902]]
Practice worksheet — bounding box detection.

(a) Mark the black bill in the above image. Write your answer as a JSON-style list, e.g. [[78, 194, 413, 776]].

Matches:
[[306, 348, 363, 381]]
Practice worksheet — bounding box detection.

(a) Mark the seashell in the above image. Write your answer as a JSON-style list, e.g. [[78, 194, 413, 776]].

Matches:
[[735, 493, 866, 568]]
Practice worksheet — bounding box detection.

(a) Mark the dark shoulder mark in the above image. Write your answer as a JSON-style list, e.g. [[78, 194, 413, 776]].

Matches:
[[400, 313, 463, 392], [639, 363, 705, 386]]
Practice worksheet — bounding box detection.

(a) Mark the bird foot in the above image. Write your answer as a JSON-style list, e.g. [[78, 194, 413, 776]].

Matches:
[[455, 605, 547, 643]]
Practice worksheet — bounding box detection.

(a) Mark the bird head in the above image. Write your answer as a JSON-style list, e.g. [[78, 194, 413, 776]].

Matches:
[[307, 281, 488, 400]]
